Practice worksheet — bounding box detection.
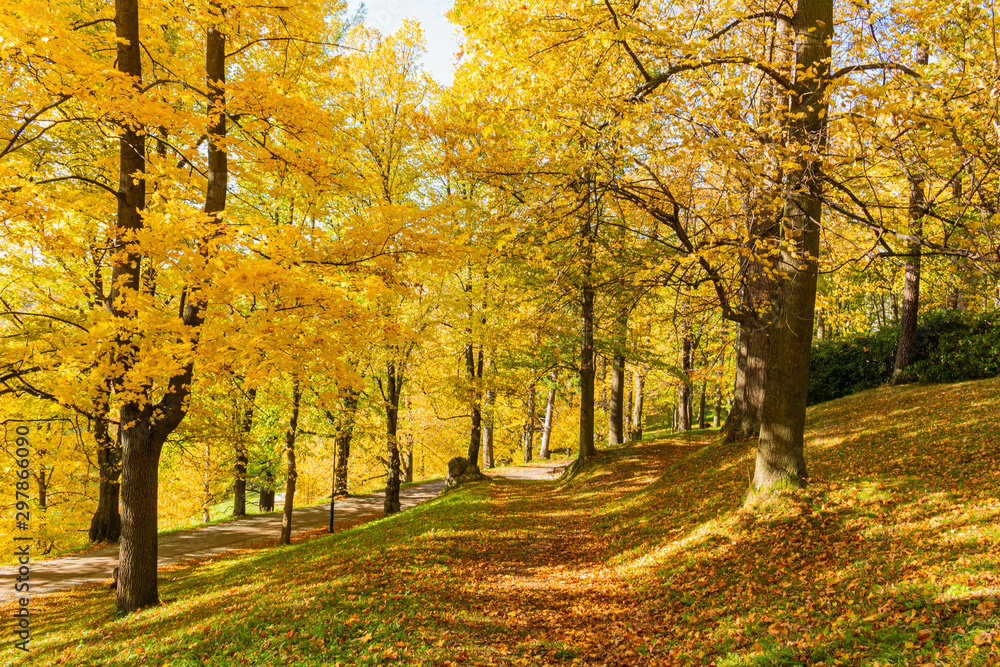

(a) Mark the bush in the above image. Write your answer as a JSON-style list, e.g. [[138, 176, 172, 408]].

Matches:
[[807, 310, 1000, 405]]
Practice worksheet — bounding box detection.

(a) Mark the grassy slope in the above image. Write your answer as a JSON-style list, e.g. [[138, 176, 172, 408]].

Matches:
[[6, 379, 999, 667]]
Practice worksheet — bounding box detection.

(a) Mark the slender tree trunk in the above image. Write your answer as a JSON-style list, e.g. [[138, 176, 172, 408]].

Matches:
[[608, 349, 626, 446], [579, 279, 597, 459], [384, 361, 403, 515], [35, 469, 49, 509], [280, 377, 302, 545], [754, 0, 832, 491], [679, 329, 693, 431], [202, 441, 211, 523], [891, 47, 928, 385], [815, 309, 826, 340], [540, 376, 556, 459], [403, 434, 414, 483], [523, 381, 536, 463], [630, 371, 644, 441], [233, 386, 256, 517], [332, 391, 358, 497], [482, 389, 495, 469], [465, 344, 485, 472], [578, 181, 597, 460], [713, 381, 722, 428], [698, 380, 708, 429]]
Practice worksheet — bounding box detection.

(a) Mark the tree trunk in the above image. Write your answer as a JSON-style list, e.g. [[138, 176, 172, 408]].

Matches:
[[540, 375, 556, 459], [578, 182, 597, 460], [608, 348, 626, 445], [233, 386, 256, 517], [403, 434, 414, 483], [35, 468, 49, 509], [724, 312, 771, 441], [259, 472, 275, 512], [482, 389, 495, 469], [815, 309, 826, 340], [331, 390, 359, 497], [279, 378, 302, 545], [117, 429, 162, 613], [202, 441, 211, 523], [678, 329, 693, 431], [89, 411, 121, 543], [465, 344, 485, 473], [383, 361, 403, 515], [629, 371, 644, 441], [713, 381, 722, 428], [698, 380, 707, 429], [891, 46, 928, 385], [754, 0, 832, 491], [523, 381, 536, 463]]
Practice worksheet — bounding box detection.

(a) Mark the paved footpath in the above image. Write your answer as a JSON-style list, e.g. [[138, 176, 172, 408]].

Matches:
[[0, 460, 567, 601]]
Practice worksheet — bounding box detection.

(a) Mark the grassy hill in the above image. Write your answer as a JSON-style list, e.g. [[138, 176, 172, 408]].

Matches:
[[8, 378, 1000, 666]]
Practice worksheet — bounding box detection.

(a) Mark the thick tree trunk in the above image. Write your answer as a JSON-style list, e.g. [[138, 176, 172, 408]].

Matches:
[[724, 315, 771, 441], [482, 389, 495, 469], [754, 0, 832, 491], [698, 380, 708, 429], [384, 362, 403, 515], [117, 427, 162, 613], [233, 386, 256, 517], [629, 371, 644, 441], [540, 377, 556, 459], [280, 378, 302, 545], [523, 381, 536, 463], [89, 412, 121, 543]]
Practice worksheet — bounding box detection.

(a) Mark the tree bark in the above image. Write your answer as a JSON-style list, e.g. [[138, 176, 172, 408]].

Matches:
[[723, 322, 770, 440], [482, 388, 495, 469], [233, 386, 256, 517], [89, 409, 121, 543], [332, 391, 358, 497], [698, 380, 707, 429], [629, 370, 644, 441], [280, 377, 302, 545], [678, 327, 694, 431], [608, 348, 626, 446], [713, 381, 722, 428], [383, 361, 403, 515], [540, 376, 556, 459], [754, 0, 832, 491], [465, 343, 485, 472], [523, 381, 536, 463], [891, 46, 928, 385], [259, 472, 275, 512]]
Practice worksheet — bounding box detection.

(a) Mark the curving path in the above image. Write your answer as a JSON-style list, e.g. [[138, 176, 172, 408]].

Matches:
[[0, 460, 568, 601]]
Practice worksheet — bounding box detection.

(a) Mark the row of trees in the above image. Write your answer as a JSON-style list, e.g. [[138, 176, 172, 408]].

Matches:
[[2, 0, 998, 613]]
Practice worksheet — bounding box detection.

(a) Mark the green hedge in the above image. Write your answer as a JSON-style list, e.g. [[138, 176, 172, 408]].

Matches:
[[807, 310, 1000, 405]]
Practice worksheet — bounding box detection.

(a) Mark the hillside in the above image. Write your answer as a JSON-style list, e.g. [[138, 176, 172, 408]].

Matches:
[[8, 378, 1000, 667]]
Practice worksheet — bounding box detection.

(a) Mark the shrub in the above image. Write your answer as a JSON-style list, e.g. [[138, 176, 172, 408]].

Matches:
[[807, 310, 1000, 405]]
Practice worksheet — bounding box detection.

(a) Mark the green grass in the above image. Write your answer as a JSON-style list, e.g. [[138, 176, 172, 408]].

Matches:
[[7, 378, 1000, 666]]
